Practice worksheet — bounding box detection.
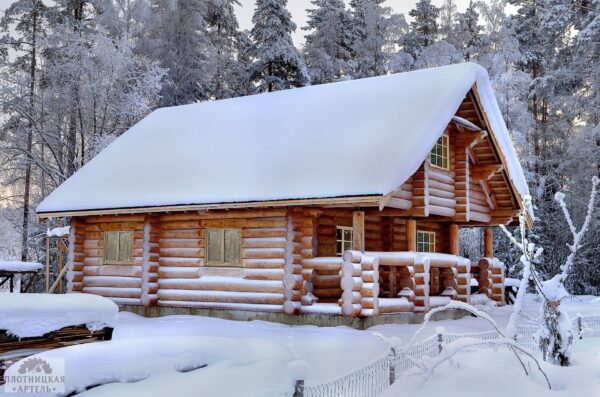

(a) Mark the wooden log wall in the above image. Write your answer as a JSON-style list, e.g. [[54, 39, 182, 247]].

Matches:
[[80, 214, 146, 305], [469, 181, 492, 223], [316, 209, 392, 256], [301, 257, 343, 303], [283, 209, 305, 314], [455, 258, 472, 303], [340, 251, 364, 316], [427, 167, 457, 218], [472, 257, 503, 303], [411, 162, 429, 216], [414, 221, 450, 254], [156, 212, 203, 306], [67, 218, 85, 293], [359, 255, 380, 316], [388, 180, 413, 209], [141, 216, 160, 306], [156, 209, 292, 312]]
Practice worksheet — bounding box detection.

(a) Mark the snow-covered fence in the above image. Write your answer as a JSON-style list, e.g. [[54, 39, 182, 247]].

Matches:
[[303, 355, 390, 397], [296, 314, 600, 396], [576, 314, 600, 338]]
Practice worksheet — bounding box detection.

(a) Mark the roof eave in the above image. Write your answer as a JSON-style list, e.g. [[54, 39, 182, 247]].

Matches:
[[471, 84, 533, 229], [36, 194, 384, 221]]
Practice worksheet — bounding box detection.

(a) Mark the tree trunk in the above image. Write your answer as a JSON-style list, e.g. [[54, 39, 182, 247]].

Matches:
[[21, 5, 39, 261], [539, 300, 573, 366]]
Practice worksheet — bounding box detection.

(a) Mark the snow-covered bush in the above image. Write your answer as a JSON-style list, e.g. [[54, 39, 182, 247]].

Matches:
[[501, 176, 599, 366]]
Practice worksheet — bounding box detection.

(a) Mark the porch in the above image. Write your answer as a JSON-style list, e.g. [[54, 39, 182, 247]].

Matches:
[[299, 250, 505, 317], [297, 214, 505, 317]]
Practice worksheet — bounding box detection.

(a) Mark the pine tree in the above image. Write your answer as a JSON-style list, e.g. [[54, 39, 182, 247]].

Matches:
[[408, 0, 440, 49], [454, 0, 482, 60], [348, 0, 397, 78], [250, 0, 309, 92], [303, 0, 353, 84], [205, 0, 252, 99]]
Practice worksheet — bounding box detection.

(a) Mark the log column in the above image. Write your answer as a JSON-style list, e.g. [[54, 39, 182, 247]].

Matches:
[[407, 219, 417, 251], [484, 227, 493, 258], [449, 224, 459, 256], [352, 211, 365, 252]]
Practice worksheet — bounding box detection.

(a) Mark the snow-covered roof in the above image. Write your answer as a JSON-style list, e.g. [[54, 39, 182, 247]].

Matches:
[[47, 225, 70, 237], [0, 261, 43, 272], [37, 62, 529, 215]]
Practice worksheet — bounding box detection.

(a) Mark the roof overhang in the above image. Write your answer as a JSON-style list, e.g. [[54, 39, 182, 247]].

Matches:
[[471, 84, 533, 228], [36, 194, 384, 220]]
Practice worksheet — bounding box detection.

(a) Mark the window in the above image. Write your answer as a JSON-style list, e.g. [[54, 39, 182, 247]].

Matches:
[[417, 231, 436, 253], [104, 231, 134, 264], [336, 226, 353, 256], [430, 134, 450, 169], [206, 228, 242, 267]]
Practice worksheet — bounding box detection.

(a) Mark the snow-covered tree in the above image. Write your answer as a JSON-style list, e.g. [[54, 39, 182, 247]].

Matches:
[[453, 0, 482, 60], [205, 0, 253, 99], [348, 0, 401, 78], [502, 177, 599, 366], [137, 0, 211, 105], [303, 0, 353, 84], [408, 0, 439, 50], [0, 0, 47, 261], [250, 0, 309, 92]]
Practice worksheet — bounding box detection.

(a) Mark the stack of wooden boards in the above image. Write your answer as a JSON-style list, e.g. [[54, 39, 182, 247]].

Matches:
[[0, 326, 113, 385]]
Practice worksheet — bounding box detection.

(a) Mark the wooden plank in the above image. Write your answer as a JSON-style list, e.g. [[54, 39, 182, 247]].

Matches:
[[406, 219, 416, 251], [484, 227, 494, 258], [353, 211, 365, 252]]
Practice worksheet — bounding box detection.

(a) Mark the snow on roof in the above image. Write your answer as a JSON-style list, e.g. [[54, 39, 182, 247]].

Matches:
[[0, 261, 43, 272], [0, 293, 118, 338], [47, 225, 70, 237], [37, 62, 529, 215]]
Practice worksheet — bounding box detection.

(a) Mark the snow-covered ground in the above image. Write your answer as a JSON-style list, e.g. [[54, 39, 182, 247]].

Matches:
[[382, 338, 600, 397], [2, 294, 600, 396]]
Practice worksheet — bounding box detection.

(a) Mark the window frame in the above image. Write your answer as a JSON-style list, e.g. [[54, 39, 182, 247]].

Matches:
[[429, 134, 450, 170], [103, 231, 134, 265], [206, 228, 242, 267], [417, 230, 436, 253], [336, 226, 354, 257]]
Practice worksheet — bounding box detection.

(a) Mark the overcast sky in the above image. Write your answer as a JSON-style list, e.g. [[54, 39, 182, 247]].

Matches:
[[0, 0, 475, 46], [237, 0, 474, 45]]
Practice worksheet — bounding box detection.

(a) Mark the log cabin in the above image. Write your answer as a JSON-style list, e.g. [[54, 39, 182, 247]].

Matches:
[[37, 63, 532, 320]]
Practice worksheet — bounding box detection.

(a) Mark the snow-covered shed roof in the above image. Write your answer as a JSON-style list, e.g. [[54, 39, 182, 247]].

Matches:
[[37, 62, 529, 217]]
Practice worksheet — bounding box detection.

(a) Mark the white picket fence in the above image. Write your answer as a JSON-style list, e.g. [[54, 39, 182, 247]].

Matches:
[[297, 314, 600, 397]]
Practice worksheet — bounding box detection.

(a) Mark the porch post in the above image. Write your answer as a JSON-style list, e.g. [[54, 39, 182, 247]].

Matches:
[[407, 219, 416, 251], [352, 211, 365, 252], [45, 219, 50, 293], [484, 227, 493, 258], [449, 224, 459, 255]]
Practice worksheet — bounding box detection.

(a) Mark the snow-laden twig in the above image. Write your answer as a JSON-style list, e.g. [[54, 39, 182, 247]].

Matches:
[[405, 300, 504, 349], [420, 338, 552, 390], [554, 176, 599, 283], [400, 300, 531, 376]]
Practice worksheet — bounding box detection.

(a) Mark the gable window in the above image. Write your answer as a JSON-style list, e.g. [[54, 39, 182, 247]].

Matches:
[[430, 134, 450, 170], [336, 226, 353, 256], [417, 231, 436, 253], [104, 231, 134, 264], [206, 228, 242, 267]]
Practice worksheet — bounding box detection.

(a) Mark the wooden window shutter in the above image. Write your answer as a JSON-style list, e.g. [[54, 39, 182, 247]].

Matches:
[[224, 229, 241, 266], [105, 232, 119, 262]]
